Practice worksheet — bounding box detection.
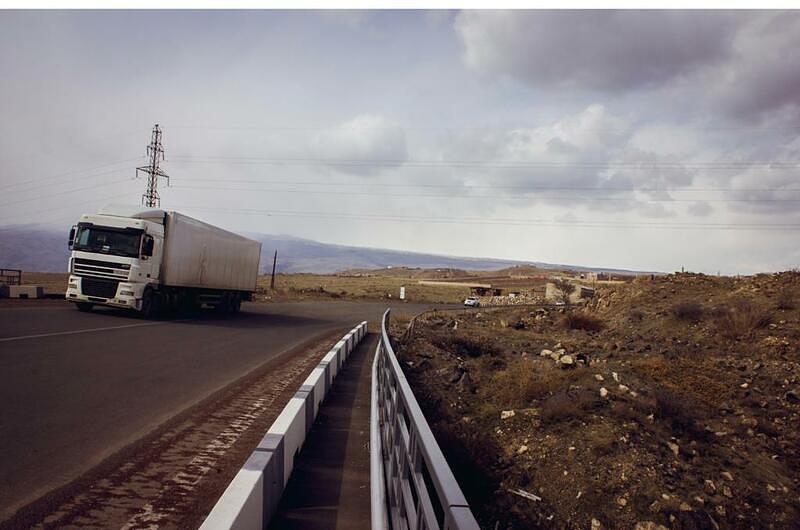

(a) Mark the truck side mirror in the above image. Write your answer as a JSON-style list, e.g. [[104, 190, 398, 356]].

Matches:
[[68, 226, 76, 248], [142, 235, 154, 257]]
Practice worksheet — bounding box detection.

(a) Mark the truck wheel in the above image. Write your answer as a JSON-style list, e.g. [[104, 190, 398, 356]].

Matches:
[[75, 302, 93, 312], [230, 294, 241, 314], [140, 289, 160, 319], [215, 292, 231, 314]]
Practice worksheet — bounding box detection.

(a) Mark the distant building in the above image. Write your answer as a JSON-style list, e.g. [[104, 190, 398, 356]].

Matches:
[[545, 281, 595, 303]]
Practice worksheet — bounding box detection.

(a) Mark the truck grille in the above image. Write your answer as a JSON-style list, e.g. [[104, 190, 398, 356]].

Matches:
[[73, 257, 130, 281], [81, 277, 119, 299]]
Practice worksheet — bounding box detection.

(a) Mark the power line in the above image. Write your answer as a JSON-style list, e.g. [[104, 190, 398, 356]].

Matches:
[[0, 178, 134, 210], [168, 205, 800, 231], [168, 177, 800, 194], [167, 124, 800, 133], [0, 192, 140, 224], [169, 155, 800, 170], [3, 169, 132, 198], [167, 184, 800, 203], [0, 158, 140, 192]]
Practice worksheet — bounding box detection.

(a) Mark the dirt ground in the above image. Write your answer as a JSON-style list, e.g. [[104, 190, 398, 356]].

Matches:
[[5, 267, 565, 306], [391, 272, 800, 530]]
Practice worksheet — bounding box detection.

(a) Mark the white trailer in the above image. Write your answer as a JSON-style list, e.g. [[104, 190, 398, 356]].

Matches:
[[66, 206, 262, 317]]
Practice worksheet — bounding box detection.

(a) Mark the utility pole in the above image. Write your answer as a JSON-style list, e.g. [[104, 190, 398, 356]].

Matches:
[[270, 250, 278, 289], [137, 124, 170, 208]]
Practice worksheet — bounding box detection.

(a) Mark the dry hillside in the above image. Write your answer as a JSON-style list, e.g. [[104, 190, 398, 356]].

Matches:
[[392, 272, 800, 530]]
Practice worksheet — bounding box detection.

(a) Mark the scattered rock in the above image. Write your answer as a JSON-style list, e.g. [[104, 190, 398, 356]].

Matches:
[[634, 522, 668, 530], [594, 374, 605, 381], [501, 410, 516, 420], [591, 518, 602, 530], [600, 387, 609, 398], [517, 445, 528, 454], [560, 355, 575, 368], [722, 486, 733, 498], [721, 471, 734, 481], [617, 496, 628, 507], [704, 480, 716, 494], [540, 349, 553, 357], [612, 372, 620, 382], [667, 442, 680, 456], [619, 384, 630, 393], [679, 502, 692, 511]]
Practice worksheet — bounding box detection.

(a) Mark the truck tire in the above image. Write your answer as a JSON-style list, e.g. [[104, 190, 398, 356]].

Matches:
[[230, 294, 241, 314], [140, 288, 160, 319], [215, 292, 231, 314], [75, 302, 93, 312]]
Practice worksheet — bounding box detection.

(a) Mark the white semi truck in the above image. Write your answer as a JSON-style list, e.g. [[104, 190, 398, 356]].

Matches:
[[66, 206, 262, 317]]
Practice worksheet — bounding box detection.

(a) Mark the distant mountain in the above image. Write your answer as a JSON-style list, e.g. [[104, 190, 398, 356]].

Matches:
[[0, 225, 653, 275]]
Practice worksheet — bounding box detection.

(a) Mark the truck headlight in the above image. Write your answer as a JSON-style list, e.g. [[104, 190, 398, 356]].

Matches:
[[68, 282, 78, 289], [120, 290, 135, 296]]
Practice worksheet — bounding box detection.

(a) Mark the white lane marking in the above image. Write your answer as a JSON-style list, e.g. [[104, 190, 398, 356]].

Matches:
[[0, 321, 164, 343]]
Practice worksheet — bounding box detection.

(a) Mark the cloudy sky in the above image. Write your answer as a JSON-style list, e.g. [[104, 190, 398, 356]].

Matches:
[[1, 10, 799, 274]]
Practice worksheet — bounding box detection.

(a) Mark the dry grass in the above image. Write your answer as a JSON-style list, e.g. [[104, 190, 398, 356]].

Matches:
[[539, 388, 604, 424], [714, 298, 772, 339], [559, 311, 605, 331], [259, 273, 471, 304], [653, 387, 707, 439], [670, 301, 704, 322], [487, 359, 564, 408], [430, 333, 501, 358], [777, 290, 795, 310]]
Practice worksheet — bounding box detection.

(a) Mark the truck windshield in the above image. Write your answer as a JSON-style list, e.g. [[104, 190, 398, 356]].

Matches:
[[73, 224, 143, 258]]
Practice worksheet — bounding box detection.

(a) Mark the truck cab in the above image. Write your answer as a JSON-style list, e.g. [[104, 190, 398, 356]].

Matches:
[[66, 208, 165, 312]]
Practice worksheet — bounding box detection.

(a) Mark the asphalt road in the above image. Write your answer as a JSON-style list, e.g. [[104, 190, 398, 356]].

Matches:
[[0, 299, 440, 522]]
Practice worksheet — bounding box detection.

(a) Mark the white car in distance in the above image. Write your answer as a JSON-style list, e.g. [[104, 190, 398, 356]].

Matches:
[[464, 296, 480, 307]]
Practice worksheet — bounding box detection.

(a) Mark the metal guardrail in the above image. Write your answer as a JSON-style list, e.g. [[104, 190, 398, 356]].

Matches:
[[371, 309, 479, 530]]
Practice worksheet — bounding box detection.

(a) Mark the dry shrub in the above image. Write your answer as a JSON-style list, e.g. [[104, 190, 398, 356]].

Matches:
[[629, 309, 645, 322], [654, 388, 710, 439], [490, 359, 569, 408], [559, 311, 605, 331], [431, 333, 501, 358], [777, 291, 795, 310], [714, 298, 772, 339], [670, 301, 704, 322], [540, 388, 605, 424]]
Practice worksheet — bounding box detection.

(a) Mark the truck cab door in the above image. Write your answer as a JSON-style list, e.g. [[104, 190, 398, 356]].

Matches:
[[139, 234, 163, 283]]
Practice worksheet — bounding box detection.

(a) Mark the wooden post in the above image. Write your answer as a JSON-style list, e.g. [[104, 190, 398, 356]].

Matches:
[[270, 250, 277, 289]]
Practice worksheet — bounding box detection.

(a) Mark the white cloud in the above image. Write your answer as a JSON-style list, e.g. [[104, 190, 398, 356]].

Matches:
[[311, 114, 408, 176]]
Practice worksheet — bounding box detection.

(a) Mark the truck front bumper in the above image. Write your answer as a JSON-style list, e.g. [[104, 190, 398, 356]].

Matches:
[[65, 276, 145, 310]]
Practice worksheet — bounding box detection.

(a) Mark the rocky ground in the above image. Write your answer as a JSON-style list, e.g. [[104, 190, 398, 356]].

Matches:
[[392, 272, 800, 530]]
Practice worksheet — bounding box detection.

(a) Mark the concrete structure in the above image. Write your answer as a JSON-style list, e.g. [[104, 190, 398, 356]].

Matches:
[[545, 281, 595, 304], [9, 285, 44, 299], [200, 321, 368, 530]]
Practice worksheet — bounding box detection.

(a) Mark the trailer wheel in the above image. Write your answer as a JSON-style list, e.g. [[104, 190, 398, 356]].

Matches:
[[215, 292, 231, 314], [75, 302, 93, 312], [230, 294, 241, 314]]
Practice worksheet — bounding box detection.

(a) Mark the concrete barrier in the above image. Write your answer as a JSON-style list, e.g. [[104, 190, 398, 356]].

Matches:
[[200, 321, 368, 530], [9, 285, 44, 299]]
